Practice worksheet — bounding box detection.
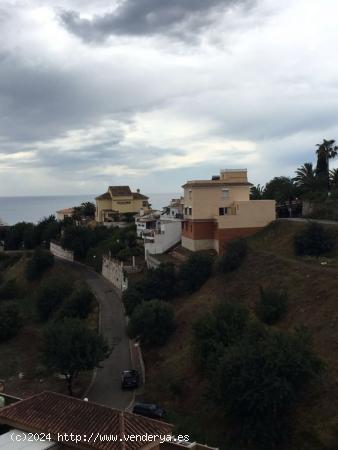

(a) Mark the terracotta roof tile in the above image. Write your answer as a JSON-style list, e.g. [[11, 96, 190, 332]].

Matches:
[[96, 192, 111, 200], [0, 392, 173, 450], [132, 193, 148, 200], [108, 186, 132, 197]]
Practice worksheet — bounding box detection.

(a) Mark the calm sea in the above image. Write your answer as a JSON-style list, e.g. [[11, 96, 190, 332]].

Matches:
[[0, 193, 180, 225]]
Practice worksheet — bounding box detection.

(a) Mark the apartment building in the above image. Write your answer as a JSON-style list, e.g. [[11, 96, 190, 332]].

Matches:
[[182, 169, 275, 253]]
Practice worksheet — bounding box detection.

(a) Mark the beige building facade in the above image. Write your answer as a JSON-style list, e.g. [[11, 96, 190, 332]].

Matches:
[[96, 185, 149, 223], [182, 169, 275, 253]]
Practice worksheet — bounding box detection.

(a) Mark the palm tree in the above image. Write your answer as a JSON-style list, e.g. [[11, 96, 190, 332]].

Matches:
[[250, 184, 265, 200], [293, 162, 317, 193], [80, 202, 96, 218], [330, 168, 338, 188], [316, 139, 338, 193]]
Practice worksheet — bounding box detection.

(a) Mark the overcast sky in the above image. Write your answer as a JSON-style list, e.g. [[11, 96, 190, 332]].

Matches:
[[0, 0, 337, 196]]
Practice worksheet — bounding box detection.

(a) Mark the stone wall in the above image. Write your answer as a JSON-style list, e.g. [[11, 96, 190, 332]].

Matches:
[[50, 242, 74, 262], [102, 256, 129, 292]]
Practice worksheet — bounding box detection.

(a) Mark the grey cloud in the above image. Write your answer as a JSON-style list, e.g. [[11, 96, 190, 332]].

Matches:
[[59, 0, 251, 43]]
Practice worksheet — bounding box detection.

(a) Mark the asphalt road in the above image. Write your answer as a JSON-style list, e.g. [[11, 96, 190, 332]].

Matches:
[[57, 260, 134, 410]]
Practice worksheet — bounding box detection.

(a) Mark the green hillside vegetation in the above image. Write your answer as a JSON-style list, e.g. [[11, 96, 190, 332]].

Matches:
[[0, 252, 99, 398], [142, 221, 338, 450]]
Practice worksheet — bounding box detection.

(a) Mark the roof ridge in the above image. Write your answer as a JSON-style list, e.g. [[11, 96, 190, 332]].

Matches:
[[0, 391, 125, 415], [120, 410, 126, 450]]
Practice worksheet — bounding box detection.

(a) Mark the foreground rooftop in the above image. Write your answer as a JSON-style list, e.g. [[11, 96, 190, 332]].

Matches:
[[0, 391, 173, 450]]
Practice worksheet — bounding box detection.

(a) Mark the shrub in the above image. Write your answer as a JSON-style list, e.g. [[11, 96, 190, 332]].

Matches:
[[0, 279, 18, 300], [57, 285, 94, 320], [26, 248, 54, 280], [116, 247, 132, 262], [122, 283, 144, 316], [219, 238, 248, 272], [256, 287, 288, 325], [127, 300, 176, 347], [143, 263, 178, 300], [0, 254, 21, 272], [0, 303, 23, 342], [179, 253, 213, 293], [36, 276, 74, 321], [294, 222, 335, 256], [213, 327, 324, 449], [192, 302, 250, 370]]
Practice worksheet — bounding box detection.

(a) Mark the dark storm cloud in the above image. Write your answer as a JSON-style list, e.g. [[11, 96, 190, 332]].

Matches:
[[60, 0, 251, 42]]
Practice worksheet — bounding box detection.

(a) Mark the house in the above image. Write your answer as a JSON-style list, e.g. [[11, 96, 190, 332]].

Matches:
[[56, 207, 75, 221], [144, 218, 182, 258], [0, 391, 172, 450], [138, 205, 183, 259], [96, 186, 149, 224], [181, 169, 275, 253], [0, 391, 217, 450], [163, 199, 184, 219], [135, 212, 161, 238]]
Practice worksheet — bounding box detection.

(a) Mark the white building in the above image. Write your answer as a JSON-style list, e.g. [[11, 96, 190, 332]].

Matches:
[[144, 218, 182, 255], [163, 198, 184, 219], [135, 211, 160, 238], [56, 207, 75, 221]]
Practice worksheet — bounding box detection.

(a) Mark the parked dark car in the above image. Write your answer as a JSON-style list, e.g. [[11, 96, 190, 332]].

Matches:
[[132, 403, 165, 420], [121, 370, 140, 389]]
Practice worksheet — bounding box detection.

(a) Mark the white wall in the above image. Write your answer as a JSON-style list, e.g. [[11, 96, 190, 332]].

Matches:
[[144, 220, 182, 255], [50, 242, 74, 262]]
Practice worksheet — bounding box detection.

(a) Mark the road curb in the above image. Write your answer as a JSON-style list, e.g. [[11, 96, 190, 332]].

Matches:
[[83, 290, 102, 399]]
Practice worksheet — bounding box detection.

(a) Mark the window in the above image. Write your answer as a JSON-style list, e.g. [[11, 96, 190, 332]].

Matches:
[[185, 207, 188, 215], [219, 207, 228, 216], [142, 201, 148, 207], [189, 189, 192, 200], [189, 207, 192, 215], [222, 188, 229, 199]]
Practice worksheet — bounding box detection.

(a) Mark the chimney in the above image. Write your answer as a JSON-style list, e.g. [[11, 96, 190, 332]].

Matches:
[[137, 189, 140, 193]]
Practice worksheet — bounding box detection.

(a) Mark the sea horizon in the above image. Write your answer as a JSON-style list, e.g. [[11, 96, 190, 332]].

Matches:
[[0, 192, 180, 225]]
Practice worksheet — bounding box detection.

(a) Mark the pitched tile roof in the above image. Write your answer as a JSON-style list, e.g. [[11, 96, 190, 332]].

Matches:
[[56, 207, 75, 214], [0, 391, 173, 450], [108, 186, 132, 197], [132, 193, 149, 200], [95, 192, 111, 200]]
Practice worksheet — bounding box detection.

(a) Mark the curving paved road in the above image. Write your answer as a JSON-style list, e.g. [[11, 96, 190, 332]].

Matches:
[[57, 260, 133, 410]]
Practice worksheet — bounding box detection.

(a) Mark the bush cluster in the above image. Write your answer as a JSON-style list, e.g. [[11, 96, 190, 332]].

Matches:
[[26, 248, 54, 280], [179, 253, 213, 293], [192, 302, 323, 449], [62, 224, 139, 263], [125, 253, 214, 347], [0, 303, 23, 342], [127, 300, 176, 347], [36, 275, 74, 321], [294, 222, 335, 256], [57, 285, 94, 320], [219, 238, 248, 272], [0, 216, 60, 251], [255, 287, 288, 325], [0, 279, 18, 301]]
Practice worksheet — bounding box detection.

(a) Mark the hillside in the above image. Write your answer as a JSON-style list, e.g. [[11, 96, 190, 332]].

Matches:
[[142, 220, 338, 449], [0, 253, 99, 398]]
